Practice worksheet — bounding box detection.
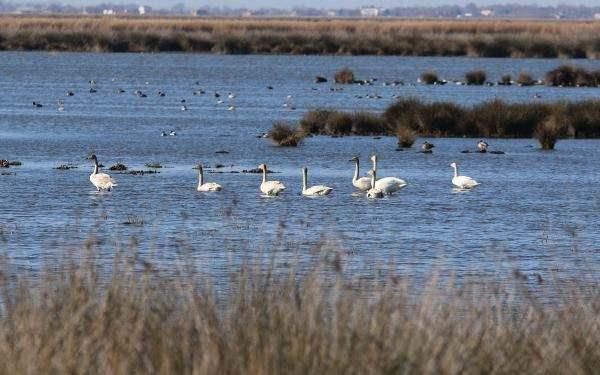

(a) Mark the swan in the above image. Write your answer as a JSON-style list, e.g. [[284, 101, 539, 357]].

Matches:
[[181, 105, 188, 111], [370, 155, 407, 194], [228, 92, 236, 99], [350, 156, 371, 191], [259, 164, 285, 196], [450, 162, 479, 189], [477, 140, 489, 153], [196, 165, 222, 192], [88, 154, 117, 191], [366, 169, 384, 199], [301, 167, 332, 196]]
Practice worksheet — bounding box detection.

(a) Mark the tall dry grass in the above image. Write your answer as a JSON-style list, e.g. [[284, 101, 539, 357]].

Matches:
[[0, 240, 598, 374], [0, 16, 598, 57]]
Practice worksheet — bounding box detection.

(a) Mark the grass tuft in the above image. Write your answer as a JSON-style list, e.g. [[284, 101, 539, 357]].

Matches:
[[334, 68, 355, 84], [269, 122, 304, 146]]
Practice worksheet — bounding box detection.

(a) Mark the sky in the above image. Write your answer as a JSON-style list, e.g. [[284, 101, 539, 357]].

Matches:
[[53, 0, 600, 9]]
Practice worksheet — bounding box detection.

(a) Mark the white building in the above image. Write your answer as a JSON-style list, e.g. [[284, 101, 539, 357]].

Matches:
[[102, 9, 115, 15], [360, 7, 381, 17], [138, 6, 146, 15], [480, 9, 493, 17], [594, 13, 600, 20]]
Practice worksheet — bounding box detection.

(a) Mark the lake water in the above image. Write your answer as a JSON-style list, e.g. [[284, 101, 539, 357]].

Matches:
[[0, 52, 599, 285]]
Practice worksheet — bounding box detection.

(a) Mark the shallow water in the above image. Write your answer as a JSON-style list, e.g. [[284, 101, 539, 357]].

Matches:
[[0, 52, 599, 284]]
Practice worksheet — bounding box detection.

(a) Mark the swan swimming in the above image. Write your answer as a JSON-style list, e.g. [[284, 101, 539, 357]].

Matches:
[[196, 165, 222, 192], [88, 154, 117, 191], [366, 169, 384, 199], [301, 167, 332, 196], [350, 156, 372, 191], [259, 164, 285, 196], [370, 154, 407, 194], [450, 162, 479, 189]]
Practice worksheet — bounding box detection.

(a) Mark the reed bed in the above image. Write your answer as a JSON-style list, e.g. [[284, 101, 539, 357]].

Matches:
[[0, 240, 597, 374], [0, 16, 598, 57], [294, 99, 600, 149]]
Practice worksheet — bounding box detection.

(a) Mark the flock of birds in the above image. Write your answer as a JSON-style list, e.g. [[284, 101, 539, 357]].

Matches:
[[88, 154, 480, 198]]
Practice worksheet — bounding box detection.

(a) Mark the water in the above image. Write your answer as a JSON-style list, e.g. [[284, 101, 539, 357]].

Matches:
[[0, 52, 599, 284]]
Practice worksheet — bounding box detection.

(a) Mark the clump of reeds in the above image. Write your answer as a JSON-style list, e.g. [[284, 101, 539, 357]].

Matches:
[[396, 126, 417, 148], [535, 114, 567, 150], [465, 70, 486, 85], [498, 74, 512, 85], [109, 163, 127, 171], [545, 65, 599, 87], [269, 122, 304, 146], [420, 70, 439, 85], [517, 72, 536, 86], [0, 242, 598, 373], [334, 68, 355, 84]]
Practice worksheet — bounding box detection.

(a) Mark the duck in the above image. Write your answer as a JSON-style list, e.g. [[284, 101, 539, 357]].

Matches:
[[258, 164, 285, 196], [32, 101, 43, 108], [366, 169, 384, 199], [450, 162, 479, 189], [301, 167, 332, 196], [227, 105, 235, 111], [477, 140, 489, 153], [57, 100, 65, 112], [228, 92, 236, 99], [196, 165, 222, 192], [66, 91, 75, 97], [349, 156, 372, 191], [88, 154, 117, 191], [181, 105, 188, 111], [370, 155, 407, 194], [169, 131, 177, 136], [421, 141, 435, 152]]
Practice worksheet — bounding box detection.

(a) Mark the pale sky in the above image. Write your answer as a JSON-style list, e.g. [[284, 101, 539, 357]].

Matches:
[[54, 0, 600, 9]]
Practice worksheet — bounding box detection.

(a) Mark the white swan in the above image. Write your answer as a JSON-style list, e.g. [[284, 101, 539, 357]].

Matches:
[[259, 164, 285, 196], [370, 155, 407, 195], [450, 162, 479, 189], [88, 154, 117, 191], [301, 167, 332, 196], [196, 165, 222, 192], [366, 169, 384, 199], [350, 156, 372, 191]]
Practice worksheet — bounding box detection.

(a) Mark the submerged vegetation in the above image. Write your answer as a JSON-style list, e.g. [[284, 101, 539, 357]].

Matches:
[[0, 244, 597, 373], [0, 17, 598, 58], [290, 98, 600, 149]]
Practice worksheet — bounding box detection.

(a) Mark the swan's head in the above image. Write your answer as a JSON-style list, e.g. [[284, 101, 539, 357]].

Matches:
[[349, 156, 359, 162], [449, 162, 457, 168], [258, 163, 267, 172], [196, 164, 203, 172], [87, 154, 98, 162], [370, 154, 378, 163], [301, 167, 307, 174]]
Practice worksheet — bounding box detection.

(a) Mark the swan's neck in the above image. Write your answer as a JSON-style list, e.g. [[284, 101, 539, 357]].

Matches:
[[302, 169, 308, 192], [353, 159, 359, 182], [453, 165, 458, 178], [371, 169, 376, 189], [198, 167, 204, 187], [371, 157, 377, 172], [262, 166, 267, 184], [92, 161, 98, 175]]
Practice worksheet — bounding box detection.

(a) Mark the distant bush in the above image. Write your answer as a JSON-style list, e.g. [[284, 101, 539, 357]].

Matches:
[[465, 70, 486, 85], [545, 65, 599, 87], [517, 72, 536, 86], [420, 71, 439, 85], [270, 122, 304, 146], [334, 68, 355, 84]]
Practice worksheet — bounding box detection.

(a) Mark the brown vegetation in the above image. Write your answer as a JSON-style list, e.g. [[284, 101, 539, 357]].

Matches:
[[420, 70, 439, 84], [294, 98, 600, 149], [0, 16, 598, 57], [0, 243, 598, 373], [334, 68, 355, 84], [269, 122, 304, 146], [465, 69, 487, 85], [545, 65, 600, 87]]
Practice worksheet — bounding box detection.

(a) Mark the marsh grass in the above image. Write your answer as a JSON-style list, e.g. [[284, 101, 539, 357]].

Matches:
[[465, 69, 486, 85], [517, 71, 537, 86], [3, 17, 596, 57], [297, 98, 599, 146], [420, 70, 439, 84], [545, 65, 600, 87], [0, 241, 598, 374], [269, 121, 304, 146], [334, 67, 355, 84]]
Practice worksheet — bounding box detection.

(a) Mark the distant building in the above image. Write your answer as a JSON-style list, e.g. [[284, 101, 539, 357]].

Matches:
[[138, 6, 147, 15], [360, 6, 381, 17], [594, 13, 600, 20], [102, 9, 114, 15], [480, 9, 493, 17], [242, 10, 253, 17], [463, 12, 473, 17]]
